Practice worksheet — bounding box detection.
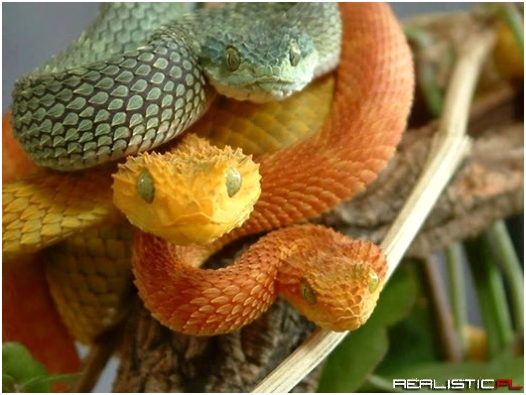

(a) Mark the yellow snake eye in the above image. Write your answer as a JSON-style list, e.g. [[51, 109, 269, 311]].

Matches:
[[225, 46, 240, 71], [368, 270, 380, 293], [289, 40, 302, 67], [136, 168, 155, 203], [225, 166, 242, 197], [300, 279, 317, 305]]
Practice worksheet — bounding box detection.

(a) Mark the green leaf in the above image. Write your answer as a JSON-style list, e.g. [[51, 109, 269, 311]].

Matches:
[[2, 374, 16, 393], [2, 342, 51, 392], [317, 326, 389, 392], [465, 235, 514, 357], [376, 287, 441, 375], [317, 264, 419, 392], [368, 263, 419, 327]]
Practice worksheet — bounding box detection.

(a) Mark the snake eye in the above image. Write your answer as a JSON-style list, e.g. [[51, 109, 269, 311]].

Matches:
[[225, 46, 240, 71], [300, 279, 317, 305], [367, 270, 380, 293], [137, 168, 155, 203], [289, 40, 302, 67], [225, 166, 242, 197]]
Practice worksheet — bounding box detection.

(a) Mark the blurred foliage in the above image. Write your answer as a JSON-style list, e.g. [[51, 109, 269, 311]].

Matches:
[[2, 342, 77, 393], [318, 3, 524, 392]]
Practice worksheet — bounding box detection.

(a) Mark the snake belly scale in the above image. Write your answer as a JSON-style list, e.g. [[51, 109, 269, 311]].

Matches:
[[11, 3, 341, 170]]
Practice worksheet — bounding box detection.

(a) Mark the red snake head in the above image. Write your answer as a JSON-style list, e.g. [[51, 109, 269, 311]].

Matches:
[[276, 226, 387, 331]]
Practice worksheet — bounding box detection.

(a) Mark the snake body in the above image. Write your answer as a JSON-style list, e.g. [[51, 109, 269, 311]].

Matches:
[[4, 3, 414, 338], [130, 3, 414, 335], [11, 3, 340, 170]]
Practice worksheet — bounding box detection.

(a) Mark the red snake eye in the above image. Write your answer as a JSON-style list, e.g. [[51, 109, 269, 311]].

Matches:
[[368, 270, 380, 293], [300, 279, 317, 305]]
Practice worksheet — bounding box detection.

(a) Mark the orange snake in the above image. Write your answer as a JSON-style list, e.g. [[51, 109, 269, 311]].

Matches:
[[131, 3, 414, 335], [3, 3, 413, 339]]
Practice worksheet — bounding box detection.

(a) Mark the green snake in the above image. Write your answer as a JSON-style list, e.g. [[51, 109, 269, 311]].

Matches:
[[11, 3, 341, 170]]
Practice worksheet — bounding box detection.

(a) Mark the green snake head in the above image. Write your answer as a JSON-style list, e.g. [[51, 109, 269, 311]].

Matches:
[[198, 24, 318, 103]]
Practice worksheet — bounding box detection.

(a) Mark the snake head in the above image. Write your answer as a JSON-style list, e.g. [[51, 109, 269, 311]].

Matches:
[[198, 24, 318, 103], [112, 134, 261, 245], [277, 232, 387, 331]]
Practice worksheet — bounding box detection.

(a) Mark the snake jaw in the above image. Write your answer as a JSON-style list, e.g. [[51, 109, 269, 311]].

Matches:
[[112, 134, 261, 245]]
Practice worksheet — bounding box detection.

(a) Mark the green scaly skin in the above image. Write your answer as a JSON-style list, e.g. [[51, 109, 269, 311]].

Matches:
[[11, 3, 341, 171]]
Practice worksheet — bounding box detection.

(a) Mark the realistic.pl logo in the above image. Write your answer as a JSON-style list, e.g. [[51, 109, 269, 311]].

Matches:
[[392, 378, 523, 391]]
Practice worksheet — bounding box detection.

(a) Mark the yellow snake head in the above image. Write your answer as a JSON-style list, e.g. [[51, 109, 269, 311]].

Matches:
[[276, 232, 387, 331], [199, 25, 318, 103], [112, 134, 261, 245]]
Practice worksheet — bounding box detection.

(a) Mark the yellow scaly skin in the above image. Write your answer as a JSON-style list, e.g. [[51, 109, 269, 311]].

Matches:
[[7, 76, 334, 343]]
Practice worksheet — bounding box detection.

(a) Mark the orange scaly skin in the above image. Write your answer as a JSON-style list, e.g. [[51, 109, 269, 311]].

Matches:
[[2, 112, 81, 385], [135, 225, 386, 335], [133, 3, 414, 335]]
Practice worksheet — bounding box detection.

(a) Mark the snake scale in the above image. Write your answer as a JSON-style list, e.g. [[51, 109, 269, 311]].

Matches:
[[11, 3, 340, 170], [4, 3, 414, 340]]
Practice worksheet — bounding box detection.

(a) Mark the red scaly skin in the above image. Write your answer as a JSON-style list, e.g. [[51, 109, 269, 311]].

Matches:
[[133, 3, 414, 336]]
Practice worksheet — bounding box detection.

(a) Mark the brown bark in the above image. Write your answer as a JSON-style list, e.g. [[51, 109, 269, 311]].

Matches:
[[320, 87, 523, 257], [114, 297, 318, 392]]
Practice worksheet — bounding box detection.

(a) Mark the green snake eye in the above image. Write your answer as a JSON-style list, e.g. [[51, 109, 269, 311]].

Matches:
[[289, 40, 302, 67], [225, 166, 242, 197], [137, 168, 155, 203], [300, 280, 317, 305], [225, 46, 240, 71], [368, 270, 380, 293]]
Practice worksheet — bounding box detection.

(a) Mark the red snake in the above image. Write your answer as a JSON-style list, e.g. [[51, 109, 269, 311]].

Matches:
[[131, 3, 414, 336]]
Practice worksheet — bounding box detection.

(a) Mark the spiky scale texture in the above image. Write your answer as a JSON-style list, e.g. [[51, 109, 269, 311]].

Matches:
[[134, 225, 386, 336], [132, 3, 414, 335]]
